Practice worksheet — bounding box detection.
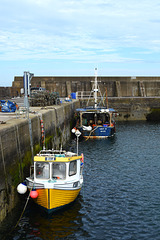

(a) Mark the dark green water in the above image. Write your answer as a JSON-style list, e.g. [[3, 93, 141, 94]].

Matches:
[[2, 121, 160, 239]]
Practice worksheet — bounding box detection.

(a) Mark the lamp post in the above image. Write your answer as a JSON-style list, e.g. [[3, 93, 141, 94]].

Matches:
[[23, 71, 34, 119], [23, 71, 34, 162]]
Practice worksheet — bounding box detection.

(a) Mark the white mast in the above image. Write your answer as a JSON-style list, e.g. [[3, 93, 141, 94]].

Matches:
[[94, 68, 98, 108]]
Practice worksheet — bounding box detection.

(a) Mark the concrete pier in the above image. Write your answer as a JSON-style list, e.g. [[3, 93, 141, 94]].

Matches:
[[0, 100, 79, 223]]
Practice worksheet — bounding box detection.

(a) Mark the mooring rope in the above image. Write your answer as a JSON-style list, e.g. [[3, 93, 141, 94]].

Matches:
[[85, 126, 99, 141], [1, 189, 31, 240], [6, 186, 33, 239], [13, 190, 31, 230]]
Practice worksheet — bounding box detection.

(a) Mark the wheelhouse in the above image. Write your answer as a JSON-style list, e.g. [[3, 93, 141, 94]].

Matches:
[[76, 107, 116, 127], [29, 150, 83, 184]]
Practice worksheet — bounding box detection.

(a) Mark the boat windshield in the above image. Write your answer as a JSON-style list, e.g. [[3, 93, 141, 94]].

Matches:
[[69, 161, 77, 176], [52, 162, 66, 180], [82, 112, 109, 126], [35, 162, 50, 179]]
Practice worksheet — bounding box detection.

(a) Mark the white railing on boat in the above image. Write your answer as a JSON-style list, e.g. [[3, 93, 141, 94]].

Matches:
[[37, 150, 77, 157], [76, 91, 106, 100]]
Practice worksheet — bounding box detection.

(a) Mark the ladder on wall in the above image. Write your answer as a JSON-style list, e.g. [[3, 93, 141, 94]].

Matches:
[[139, 81, 146, 97]]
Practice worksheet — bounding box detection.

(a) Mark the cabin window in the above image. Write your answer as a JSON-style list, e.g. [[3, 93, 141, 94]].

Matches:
[[69, 161, 77, 176], [82, 118, 87, 125], [35, 162, 50, 179], [52, 163, 66, 180]]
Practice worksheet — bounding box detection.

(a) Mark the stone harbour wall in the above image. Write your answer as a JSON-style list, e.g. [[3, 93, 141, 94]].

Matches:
[[0, 100, 79, 223], [12, 76, 160, 98]]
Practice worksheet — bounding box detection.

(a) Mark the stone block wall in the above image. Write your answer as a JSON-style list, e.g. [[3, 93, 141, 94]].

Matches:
[[0, 100, 79, 223], [12, 76, 160, 98]]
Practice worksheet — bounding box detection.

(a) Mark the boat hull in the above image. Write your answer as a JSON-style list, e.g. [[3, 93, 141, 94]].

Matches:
[[32, 188, 81, 213], [82, 125, 115, 138]]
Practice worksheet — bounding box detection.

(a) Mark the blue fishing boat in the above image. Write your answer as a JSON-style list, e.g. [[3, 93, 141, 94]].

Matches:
[[74, 68, 117, 139]]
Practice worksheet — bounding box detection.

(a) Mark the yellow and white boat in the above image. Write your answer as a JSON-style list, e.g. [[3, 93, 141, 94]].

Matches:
[[22, 149, 84, 213]]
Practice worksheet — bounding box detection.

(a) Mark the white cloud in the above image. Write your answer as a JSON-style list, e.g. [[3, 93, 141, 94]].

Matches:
[[1, 0, 160, 85]]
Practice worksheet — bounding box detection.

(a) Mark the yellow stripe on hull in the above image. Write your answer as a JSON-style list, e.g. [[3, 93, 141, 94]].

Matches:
[[34, 188, 81, 211]]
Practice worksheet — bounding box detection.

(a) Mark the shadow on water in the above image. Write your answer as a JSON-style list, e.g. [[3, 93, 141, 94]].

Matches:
[[5, 194, 87, 240]]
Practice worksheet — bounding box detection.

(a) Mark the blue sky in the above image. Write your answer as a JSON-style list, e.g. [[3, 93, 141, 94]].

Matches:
[[1, 0, 160, 86]]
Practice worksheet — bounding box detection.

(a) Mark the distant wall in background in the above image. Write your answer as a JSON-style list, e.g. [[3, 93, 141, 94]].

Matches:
[[11, 76, 160, 98]]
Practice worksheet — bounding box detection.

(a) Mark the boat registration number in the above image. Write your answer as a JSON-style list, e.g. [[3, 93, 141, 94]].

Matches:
[[45, 157, 56, 161], [100, 128, 106, 132]]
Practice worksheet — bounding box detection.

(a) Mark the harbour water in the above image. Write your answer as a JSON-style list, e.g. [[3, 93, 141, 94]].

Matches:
[[1, 121, 160, 239]]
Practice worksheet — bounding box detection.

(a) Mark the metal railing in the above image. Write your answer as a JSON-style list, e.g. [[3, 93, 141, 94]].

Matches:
[[76, 91, 104, 100]]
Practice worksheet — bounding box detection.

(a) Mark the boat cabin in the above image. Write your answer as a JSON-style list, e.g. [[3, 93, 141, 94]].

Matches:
[[76, 107, 116, 127], [81, 112, 110, 126], [29, 150, 83, 184]]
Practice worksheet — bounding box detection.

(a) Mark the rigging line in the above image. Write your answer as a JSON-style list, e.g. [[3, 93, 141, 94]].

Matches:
[[98, 91, 106, 107], [86, 80, 95, 106]]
